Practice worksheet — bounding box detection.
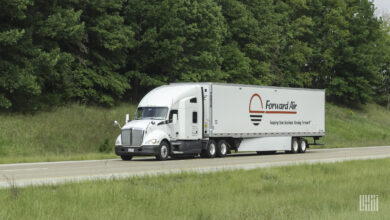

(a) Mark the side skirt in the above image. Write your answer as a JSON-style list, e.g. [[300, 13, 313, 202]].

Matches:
[[237, 136, 292, 152], [171, 140, 207, 154]]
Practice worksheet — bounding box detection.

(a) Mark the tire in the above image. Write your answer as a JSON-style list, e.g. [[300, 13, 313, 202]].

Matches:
[[298, 138, 307, 153], [216, 140, 228, 157], [156, 141, 170, 161], [290, 138, 299, 154], [202, 139, 216, 158], [120, 155, 133, 161]]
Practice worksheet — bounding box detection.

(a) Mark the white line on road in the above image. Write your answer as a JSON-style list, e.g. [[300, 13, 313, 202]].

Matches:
[[0, 167, 49, 172], [0, 153, 389, 188], [0, 159, 119, 167]]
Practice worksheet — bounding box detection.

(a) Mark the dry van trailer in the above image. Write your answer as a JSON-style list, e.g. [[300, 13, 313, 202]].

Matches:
[[203, 83, 325, 154], [114, 83, 325, 160]]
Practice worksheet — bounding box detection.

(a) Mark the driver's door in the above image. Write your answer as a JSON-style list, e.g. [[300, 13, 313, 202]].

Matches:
[[167, 110, 179, 140]]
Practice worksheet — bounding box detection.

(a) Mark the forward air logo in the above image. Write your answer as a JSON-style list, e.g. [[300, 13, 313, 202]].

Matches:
[[249, 94, 264, 126], [249, 93, 298, 126]]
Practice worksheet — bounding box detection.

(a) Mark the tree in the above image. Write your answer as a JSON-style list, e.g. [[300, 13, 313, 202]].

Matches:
[[62, 0, 135, 106], [1, 0, 388, 110], [124, 0, 227, 100], [273, 0, 314, 88], [0, 0, 40, 110], [375, 12, 390, 108], [306, 0, 383, 104], [218, 0, 281, 85]]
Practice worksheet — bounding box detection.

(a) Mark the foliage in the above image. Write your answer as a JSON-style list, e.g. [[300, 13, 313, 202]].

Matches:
[[0, 102, 389, 163], [1, 159, 390, 219], [0, 0, 389, 110], [123, 0, 227, 100], [0, 103, 136, 163]]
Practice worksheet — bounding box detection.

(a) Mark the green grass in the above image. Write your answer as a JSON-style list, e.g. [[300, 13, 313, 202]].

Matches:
[[0, 104, 136, 163], [0, 158, 389, 219], [321, 103, 390, 148], [0, 102, 389, 163]]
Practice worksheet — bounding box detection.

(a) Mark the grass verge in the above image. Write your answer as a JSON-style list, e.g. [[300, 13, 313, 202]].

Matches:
[[0, 158, 389, 219], [321, 103, 390, 148], [0, 104, 136, 163], [0, 102, 389, 163]]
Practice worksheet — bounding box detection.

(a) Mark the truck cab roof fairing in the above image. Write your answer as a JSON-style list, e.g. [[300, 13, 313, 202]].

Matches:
[[138, 84, 202, 107]]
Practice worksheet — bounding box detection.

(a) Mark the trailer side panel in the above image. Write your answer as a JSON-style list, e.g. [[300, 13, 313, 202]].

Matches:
[[210, 84, 325, 137]]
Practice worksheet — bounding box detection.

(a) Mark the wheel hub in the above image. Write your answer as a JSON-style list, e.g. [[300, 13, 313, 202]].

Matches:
[[161, 145, 168, 158], [293, 141, 298, 152], [221, 143, 227, 155], [209, 143, 216, 155]]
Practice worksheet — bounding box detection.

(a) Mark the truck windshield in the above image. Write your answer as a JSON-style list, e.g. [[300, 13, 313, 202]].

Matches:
[[135, 107, 168, 120]]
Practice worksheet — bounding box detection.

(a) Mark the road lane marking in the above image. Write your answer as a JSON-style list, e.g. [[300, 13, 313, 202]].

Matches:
[[1, 146, 389, 168], [0, 167, 49, 172], [0, 159, 120, 167], [0, 153, 389, 188]]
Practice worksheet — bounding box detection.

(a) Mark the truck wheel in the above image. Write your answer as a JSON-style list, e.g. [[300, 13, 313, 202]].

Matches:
[[203, 140, 216, 158], [290, 138, 299, 154], [156, 141, 170, 161], [298, 138, 307, 153], [120, 155, 133, 161], [216, 140, 228, 157]]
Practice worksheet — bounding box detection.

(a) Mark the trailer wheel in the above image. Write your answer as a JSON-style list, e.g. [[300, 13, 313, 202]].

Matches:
[[216, 140, 228, 157], [156, 141, 170, 161], [298, 138, 307, 153], [203, 139, 216, 158], [120, 155, 133, 161], [289, 138, 299, 154]]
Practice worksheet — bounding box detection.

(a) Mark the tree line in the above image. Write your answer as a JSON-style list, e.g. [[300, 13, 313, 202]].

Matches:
[[1, 0, 389, 111]]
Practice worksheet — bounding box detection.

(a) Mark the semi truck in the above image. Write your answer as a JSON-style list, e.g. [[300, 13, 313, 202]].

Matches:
[[114, 83, 325, 160]]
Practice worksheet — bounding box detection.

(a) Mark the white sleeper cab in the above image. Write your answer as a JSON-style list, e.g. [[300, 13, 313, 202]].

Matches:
[[114, 83, 325, 161]]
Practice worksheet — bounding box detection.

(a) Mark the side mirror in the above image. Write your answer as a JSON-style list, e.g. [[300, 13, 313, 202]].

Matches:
[[172, 114, 178, 125], [125, 114, 130, 123], [114, 120, 121, 129]]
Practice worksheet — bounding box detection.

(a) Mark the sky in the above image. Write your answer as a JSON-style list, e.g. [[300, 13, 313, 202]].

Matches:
[[373, 0, 390, 16]]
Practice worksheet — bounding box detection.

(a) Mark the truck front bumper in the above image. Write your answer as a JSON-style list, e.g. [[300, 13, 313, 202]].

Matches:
[[115, 145, 159, 156]]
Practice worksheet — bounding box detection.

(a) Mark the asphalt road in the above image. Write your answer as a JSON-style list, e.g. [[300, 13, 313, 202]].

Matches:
[[1, 146, 390, 188]]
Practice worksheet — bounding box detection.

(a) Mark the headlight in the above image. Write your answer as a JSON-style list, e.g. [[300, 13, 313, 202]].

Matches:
[[146, 139, 158, 145]]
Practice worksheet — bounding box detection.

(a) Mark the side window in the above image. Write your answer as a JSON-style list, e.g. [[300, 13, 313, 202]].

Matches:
[[190, 97, 197, 103], [192, 111, 197, 123], [169, 110, 178, 122]]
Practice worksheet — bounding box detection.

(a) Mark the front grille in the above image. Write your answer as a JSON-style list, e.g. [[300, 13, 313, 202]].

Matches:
[[121, 129, 144, 146], [132, 129, 144, 146], [121, 129, 131, 146]]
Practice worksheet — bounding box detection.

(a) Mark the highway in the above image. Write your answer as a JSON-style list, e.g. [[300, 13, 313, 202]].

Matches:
[[1, 146, 390, 188]]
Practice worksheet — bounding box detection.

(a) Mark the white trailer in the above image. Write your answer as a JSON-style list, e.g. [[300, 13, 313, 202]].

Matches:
[[114, 83, 325, 160]]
